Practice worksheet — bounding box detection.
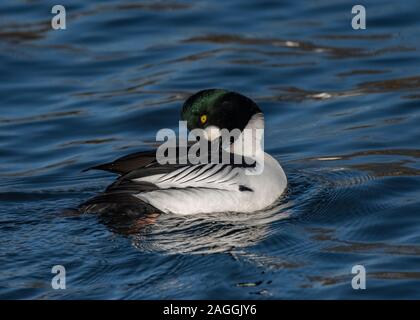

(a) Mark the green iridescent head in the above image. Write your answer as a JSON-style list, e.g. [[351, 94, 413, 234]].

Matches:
[[181, 89, 262, 132]]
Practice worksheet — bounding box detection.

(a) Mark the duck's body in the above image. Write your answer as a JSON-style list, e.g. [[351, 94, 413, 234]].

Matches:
[[134, 152, 286, 215], [81, 89, 287, 216]]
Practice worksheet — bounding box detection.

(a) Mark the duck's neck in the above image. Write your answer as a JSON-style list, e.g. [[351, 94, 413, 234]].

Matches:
[[226, 113, 265, 159]]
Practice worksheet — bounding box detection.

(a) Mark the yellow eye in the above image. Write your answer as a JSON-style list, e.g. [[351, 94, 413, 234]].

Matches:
[[200, 114, 207, 124]]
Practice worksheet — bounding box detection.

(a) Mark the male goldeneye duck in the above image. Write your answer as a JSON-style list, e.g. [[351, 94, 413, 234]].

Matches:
[[80, 89, 287, 215]]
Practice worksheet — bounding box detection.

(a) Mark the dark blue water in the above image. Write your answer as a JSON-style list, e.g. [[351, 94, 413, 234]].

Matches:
[[1, 0, 420, 299]]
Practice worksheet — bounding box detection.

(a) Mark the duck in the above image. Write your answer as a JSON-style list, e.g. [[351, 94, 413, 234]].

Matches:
[[80, 89, 287, 215]]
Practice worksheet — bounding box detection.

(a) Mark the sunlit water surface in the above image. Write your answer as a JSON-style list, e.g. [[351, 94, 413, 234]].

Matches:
[[1, 0, 420, 299]]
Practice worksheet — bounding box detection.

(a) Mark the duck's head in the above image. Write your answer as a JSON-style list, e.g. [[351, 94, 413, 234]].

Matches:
[[181, 89, 263, 141]]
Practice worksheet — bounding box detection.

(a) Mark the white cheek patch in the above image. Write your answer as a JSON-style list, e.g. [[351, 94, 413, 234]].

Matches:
[[204, 126, 221, 141]]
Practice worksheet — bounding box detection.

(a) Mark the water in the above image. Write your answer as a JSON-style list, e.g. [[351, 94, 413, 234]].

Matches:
[[1, 0, 420, 299]]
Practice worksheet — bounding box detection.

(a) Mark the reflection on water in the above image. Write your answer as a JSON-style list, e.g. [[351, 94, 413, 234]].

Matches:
[[130, 202, 291, 255], [90, 194, 292, 254], [1, 0, 420, 299]]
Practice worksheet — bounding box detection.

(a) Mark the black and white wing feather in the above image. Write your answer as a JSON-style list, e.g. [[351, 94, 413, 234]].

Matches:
[[134, 163, 242, 191], [81, 141, 256, 215]]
